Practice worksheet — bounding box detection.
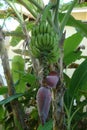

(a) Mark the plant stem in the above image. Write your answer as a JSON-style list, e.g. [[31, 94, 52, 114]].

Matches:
[[0, 29, 28, 130], [67, 120, 71, 130], [28, 0, 52, 25], [53, 0, 60, 34], [52, 1, 66, 130], [17, 0, 37, 18], [28, 0, 43, 11], [64, 104, 71, 130], [60, 0, 78, 39], [52, 86, 65, 130]]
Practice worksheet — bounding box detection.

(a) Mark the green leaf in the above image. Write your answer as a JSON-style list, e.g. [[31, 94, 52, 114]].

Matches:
[[10, 22, 34, 47], [64, 51, 82, 65], [63, 73, 70, 88], [69, 17, 87, 37], [65, 59, 87, 108], [10, 36, 22, 47], [64, 32, 83, 65], [12, 55, 25, 81], [64, 33, 83, 56], [0, 93, 24, 105], [12, 55, 25, 93], [0, 87, 8, 95], [60, 2, 87, 12], [22, 73, 36, 86], [0, 106, 5, 121], [59, 13, 87, 37], [10, 24, 23, 46], [60, 2, 73, 12], [30, 108, 38, 120], [37, 119, 53, 130], [69, 59, 87, 97], [60, 0, 77, 38], [12, 49, 29, 56]]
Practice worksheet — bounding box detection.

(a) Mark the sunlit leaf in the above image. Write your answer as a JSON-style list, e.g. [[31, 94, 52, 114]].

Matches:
[[12, 56, 24, 81], [59, 13, 87, 37], [22, 73, 36, 86], [12, 55, 25, 93], [64, 32, 83, 65]]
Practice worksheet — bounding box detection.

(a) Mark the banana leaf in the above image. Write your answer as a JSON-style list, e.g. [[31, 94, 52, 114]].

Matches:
[[64, 59, 87, 108]]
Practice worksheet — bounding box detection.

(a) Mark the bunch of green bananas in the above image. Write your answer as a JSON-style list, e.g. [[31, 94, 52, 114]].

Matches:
[[30, 22, 59, 64]]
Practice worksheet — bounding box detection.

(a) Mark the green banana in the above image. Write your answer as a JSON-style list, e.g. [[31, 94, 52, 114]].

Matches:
[[36, 37, 44, 51], [46, 33, 50, 45], [38, 34, 42, 44], [32, 27, 36, 36], [31, 36, 36, 44], [39, 23, 44, 34], [47, 35, 55, 50], [48, 53, 58, 63], [35, 26, 39, 35], [43, 33, 47, 45], [34, 38, 39, 49], [30, 46, 40, 58], [43, 23, 47, 33], [36, 34, 43, 49], [48, 43, 58, 56], [29, 38, 35, 50], [30, 36, 40, 58], [30, 21, 59, 64], [50, 36, 55, 47], [36, 34, 40, 44], [46, 24, 51, 33], [50, 51, 59, 63]]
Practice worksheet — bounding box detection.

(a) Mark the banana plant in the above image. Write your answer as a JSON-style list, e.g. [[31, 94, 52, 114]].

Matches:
[[0, 0, 87, 130]]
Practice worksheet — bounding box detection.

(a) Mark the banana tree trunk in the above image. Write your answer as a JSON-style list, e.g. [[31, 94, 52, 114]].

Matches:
[[52, 86, 65, 130]]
